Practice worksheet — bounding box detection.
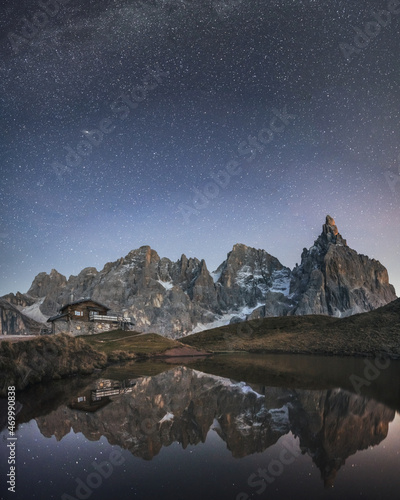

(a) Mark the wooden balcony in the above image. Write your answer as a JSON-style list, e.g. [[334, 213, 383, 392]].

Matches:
[[89, 312, 131, 322]]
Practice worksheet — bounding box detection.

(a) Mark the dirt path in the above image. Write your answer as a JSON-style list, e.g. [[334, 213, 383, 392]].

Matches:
[[0, 335, 38, 343], [92, 332, 145, 343]]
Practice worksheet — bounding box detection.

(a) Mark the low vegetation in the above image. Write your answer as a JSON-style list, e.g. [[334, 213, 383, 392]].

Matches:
[[82, 330, 186, 361], [0, 334, 107, 396], [183, 299, 400, 358]]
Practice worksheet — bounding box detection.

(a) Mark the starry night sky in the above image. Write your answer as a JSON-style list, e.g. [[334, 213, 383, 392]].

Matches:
[[1, 0, 399, 297]]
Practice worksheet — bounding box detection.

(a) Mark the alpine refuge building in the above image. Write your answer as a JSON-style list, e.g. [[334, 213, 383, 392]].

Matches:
[[47, 299, 133, 335]]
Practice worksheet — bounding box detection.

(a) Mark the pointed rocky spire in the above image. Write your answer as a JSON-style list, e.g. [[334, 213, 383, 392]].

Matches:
[[322, 215, 347, 246]]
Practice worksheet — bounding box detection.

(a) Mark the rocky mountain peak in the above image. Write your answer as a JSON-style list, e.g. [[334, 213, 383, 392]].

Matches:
[[124, 245, 160, 265], [232, 243, 248, 252], [76, 267, 98, 278], [215, 244, 288, 312], [27, 269, 67, 298], [199, 259, 209, 273], [287, 215, 396, 317], [325, 215, 337, 231], [321, 214, 347, 247]]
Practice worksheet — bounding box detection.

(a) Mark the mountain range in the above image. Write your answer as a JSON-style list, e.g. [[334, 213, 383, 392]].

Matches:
[[1, 215, 397, 337]]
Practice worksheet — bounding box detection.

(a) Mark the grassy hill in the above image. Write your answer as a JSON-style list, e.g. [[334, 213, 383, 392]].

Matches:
[[81, 330, 186, 361], [0, 334, 108, 396], [182, 298, 400, 358]]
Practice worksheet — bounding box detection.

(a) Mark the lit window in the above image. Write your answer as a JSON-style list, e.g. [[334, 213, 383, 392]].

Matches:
[[74, 311, 83, 316]]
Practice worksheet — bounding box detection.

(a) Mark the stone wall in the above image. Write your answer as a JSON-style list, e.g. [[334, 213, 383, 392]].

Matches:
[[53, 320, 125, 336]]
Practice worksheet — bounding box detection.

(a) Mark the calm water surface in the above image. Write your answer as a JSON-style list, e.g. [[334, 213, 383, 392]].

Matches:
[[1, 353, 399, 500]]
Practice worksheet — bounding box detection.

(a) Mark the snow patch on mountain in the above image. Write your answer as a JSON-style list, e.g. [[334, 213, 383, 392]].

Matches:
[[211, 270, 222, 283], [191, 371, 263, 399], [159, 412, 174, 424], [190, 301, 264, 334], [191, 370, 235, 386], [234, 381, 264, 398], [235, 266, 267, 289], [21, 299, 49, 323], [236, 302, 265, 319], [157, 280, 174, 290], [190, 312, 237, 333], [269, 405, 290, 432], [269, 269, 291, 296]]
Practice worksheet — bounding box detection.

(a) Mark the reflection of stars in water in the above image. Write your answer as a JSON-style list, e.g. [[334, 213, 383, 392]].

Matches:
[[1, 376, 399, 499]]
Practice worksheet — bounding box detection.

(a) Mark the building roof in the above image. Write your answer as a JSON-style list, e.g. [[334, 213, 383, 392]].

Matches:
[[59, 298, 110, 312], [47, 313, 69, 323]]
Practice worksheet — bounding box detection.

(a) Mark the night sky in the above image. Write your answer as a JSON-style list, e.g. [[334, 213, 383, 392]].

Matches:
[[1, 0, 399, 297]]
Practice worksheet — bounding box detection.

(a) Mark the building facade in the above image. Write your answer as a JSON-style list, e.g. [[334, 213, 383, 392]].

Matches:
[[47, 299, 133, 335]]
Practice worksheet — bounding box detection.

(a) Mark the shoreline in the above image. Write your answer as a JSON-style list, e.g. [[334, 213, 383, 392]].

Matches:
[[204, 348, 400, 359], [1, 295, 400, 396], [0, 332, 212, 396], [0, 335, 398, 398]]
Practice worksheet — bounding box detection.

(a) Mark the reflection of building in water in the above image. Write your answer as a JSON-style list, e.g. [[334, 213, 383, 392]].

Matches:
[[91, 379, 137, 400], [69, 378, 137, 412]]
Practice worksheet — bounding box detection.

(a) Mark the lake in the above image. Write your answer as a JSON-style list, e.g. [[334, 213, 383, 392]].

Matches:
[[1, 353, 399, 500]]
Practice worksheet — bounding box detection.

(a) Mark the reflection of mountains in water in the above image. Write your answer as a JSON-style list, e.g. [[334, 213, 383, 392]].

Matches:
[[32, 367, 394, 486]]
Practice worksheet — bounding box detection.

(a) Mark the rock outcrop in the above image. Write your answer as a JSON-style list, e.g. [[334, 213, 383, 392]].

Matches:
[[0, 298, 43, 336], [322, 214, 347, 245], [215, 243, 289, 310], [286, 215, 396, 317], [0, 216, 397, 336]]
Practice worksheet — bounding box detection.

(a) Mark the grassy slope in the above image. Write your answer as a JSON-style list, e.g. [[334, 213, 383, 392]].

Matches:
[[0, 334, 108, 396], [81, 329, 190, 361], [183, 299, 400, 357]]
